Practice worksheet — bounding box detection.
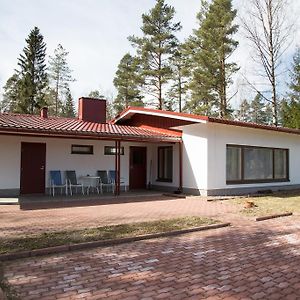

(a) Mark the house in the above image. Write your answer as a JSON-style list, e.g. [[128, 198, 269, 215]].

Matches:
[[0, 97, 299, 197]]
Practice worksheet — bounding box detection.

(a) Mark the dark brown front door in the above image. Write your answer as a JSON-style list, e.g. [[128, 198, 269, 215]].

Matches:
[[20, 142, 46, 195], [129, 146, 147, 189]]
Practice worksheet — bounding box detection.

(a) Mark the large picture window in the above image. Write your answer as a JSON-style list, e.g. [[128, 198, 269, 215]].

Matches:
[[226, 145, 289, 184], [157, 146, 173, 182]]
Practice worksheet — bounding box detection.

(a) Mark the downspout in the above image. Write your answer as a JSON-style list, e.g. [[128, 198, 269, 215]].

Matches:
[[117, 141, 121, 195], [114, 140, 121, 196], [179, 141, 183, 193], [114, 140, 117, 196]]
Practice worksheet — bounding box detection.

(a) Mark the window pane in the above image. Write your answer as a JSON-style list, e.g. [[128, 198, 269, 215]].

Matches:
[[158, 146, 173, 181], [71, 145, 93, 154], [226, 146, 241, 181], [166, 147, 173, 179], [158, 148, 164, 178], [104, 146, 124, 155], [274, 149, 287, 179], [244, 148, 273, 180]]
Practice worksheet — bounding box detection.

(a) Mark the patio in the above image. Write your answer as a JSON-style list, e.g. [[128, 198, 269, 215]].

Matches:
[[0, 195, 238, 238]]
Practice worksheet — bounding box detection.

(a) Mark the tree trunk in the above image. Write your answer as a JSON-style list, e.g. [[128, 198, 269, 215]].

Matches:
[[220, 57, 227, 118], [158, 52, 162, 110], [55, 77, 59, 116], [178, 74, 182, 113], [268, 2, 278, 126]]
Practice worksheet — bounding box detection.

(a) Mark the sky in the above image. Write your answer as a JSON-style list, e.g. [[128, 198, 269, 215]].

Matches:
[[0, 0, 300, 108]]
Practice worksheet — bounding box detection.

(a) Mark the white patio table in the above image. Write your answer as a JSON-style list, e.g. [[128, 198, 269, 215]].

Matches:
[[80, 176, 102, 195]]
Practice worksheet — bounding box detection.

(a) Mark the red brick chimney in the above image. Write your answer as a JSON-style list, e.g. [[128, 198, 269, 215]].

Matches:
[[40, 107, 48, 119], [78, 97, 106, 123]]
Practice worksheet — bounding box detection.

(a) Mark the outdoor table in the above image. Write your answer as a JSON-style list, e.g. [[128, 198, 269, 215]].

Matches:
[[80, 176, 101, 195]]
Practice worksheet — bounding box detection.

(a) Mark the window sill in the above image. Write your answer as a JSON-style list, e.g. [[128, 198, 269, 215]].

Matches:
[[226, 179, 290, 185]]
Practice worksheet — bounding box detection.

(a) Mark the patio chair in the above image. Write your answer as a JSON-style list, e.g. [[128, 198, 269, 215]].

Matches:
[[65, 170, 84, 196], [108, 170, 127, 192], [97, 170, 114, 193], [49, 170, 68, 196]]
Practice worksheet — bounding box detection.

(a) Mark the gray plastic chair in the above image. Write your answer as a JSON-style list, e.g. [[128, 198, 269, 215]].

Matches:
[[97, 170, 113, 193], [65, 170, 84, 195]]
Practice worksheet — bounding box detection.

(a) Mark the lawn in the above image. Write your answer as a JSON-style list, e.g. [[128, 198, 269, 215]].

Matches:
[[230, 192, 300, 217], [0, 216, 218, 255]]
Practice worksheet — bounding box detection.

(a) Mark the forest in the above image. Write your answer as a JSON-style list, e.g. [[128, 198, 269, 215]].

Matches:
[[1, 0, 299, 128]]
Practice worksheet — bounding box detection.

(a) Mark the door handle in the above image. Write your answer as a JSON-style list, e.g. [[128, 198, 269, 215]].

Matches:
[[40, 166, 45, 170]]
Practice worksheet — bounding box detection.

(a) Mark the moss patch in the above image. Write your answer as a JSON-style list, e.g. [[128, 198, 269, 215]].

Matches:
[[0, 216, 218, 254]]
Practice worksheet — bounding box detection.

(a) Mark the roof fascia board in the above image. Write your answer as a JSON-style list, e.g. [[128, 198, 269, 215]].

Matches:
[[208, 118, 300, 137], [0, 128, 181, 143], [171, 121, 208, 131], [115, 109, 207, 124]]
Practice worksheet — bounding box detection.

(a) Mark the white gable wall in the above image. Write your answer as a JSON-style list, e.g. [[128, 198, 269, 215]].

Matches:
[[180, 122, 300, 195], [182, 123, 208, 192], [207, 123, 300, 193]]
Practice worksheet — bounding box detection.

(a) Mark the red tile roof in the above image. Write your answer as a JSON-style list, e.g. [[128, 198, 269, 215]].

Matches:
[[0, 113, 181, 142], [113, 106, 300, 137]]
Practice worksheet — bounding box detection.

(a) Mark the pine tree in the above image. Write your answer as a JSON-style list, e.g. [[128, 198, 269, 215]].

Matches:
[[236, 99, 251, 122], [49, 44, 75, 116], [129, 0, 181, 109], [289, 48, 300, 102], [62, 87, 75, 117], [184, 0, 239, 118], [1, 73, 20, 112], [113, 53, 144, 114], [88, 90, 105, 99], [264, 103, 273, 125], [17, 27, 48, 114], [250, 93, 266, 124], [166, 48, 188, 112], [280, 48, 300, 129]]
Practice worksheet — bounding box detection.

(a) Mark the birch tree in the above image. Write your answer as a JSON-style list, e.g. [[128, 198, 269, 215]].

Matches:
[[243, 0, 292, 126]]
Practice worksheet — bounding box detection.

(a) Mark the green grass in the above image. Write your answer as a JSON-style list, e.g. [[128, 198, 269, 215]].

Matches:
[[0, 216, 218, 255], [230, 192, 300, 217]]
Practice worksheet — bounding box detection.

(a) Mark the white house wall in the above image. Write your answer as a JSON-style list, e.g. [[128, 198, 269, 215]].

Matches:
[[181, 123, 208, 193], [0, 135, 179, 195], [0, 135, 21, 190], [180, 122, 300, 195], [207, 123, 300, 194]]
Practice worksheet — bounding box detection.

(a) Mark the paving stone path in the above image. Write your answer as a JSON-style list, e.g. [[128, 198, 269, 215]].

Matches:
[[4, 215, 300, 300], [0, 196, 239, 237]]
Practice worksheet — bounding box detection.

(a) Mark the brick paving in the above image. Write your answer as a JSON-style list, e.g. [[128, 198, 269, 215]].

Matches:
[[2, 196, 300, 299], [4, 215, 300, 299], [0, 196, 240, 237]]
